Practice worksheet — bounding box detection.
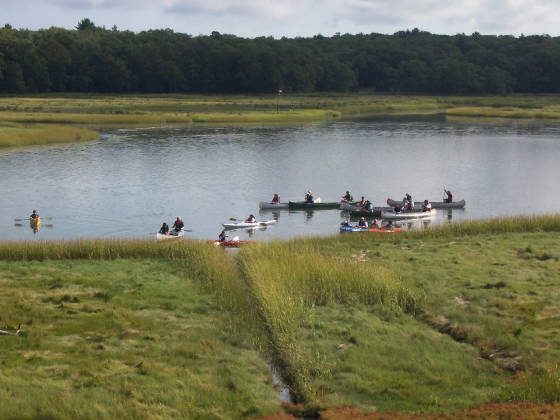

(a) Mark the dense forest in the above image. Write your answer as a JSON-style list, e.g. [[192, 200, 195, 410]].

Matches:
[[1, 19, 560, 94]]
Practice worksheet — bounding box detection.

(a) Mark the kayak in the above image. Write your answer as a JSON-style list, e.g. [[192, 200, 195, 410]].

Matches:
[[381, 208, 437, 220], [156, 229, 184, 240], [259, 201, 289, 209], [222, 219, 277, 230], [387, 198, 466, 209], [30, 217, 41, 232], [340, 225, 404, 233], [340, 226, 368, 232], [369, 227, 403, 233]]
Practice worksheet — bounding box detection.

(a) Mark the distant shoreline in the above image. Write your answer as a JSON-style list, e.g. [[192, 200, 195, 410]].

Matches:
[[2, 93, 560, 148]]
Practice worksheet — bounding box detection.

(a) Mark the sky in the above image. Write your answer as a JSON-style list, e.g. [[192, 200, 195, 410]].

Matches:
[[2, 0, 560, 38]]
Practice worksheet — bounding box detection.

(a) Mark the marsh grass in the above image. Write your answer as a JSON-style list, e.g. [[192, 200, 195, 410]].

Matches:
[[233, 243, 422, 404], [0, 258, 280, 419], [3, 93, 560, 148], [0, 122, 98, 148], [510, 364, 560, 403], [0, 112, 193, 126], [447, 106, 560, 119], [1, 215, 559, 415]]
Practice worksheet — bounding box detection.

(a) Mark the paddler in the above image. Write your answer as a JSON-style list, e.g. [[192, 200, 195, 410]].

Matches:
[[341, 190, 353, 202], [159, 222, 170, 234], [357, 217, 368, 228], [305, 190, 314, 203], [444, 189, 453, 203], [422, 200, 432, 212], [405, 193, 414, 210], [172, 217, 184, 233], [30, 210, 40, 220], [384, 220, 394, 230], [244, 214, 256, 223], [271, 193, 280, 204], [218, 230, 228, 242]]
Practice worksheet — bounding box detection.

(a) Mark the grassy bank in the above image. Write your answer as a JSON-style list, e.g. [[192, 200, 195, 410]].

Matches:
[[0, 122, 98, 148], [0, 244, 281, 419], [1, 215, 560, 418]]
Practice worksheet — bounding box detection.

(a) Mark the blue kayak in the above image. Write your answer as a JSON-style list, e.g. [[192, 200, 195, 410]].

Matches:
[[340, 226, 368, 232]]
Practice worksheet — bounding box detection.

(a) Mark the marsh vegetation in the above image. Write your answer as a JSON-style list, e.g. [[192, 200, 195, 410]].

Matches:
[[1, 215, 559, 418]]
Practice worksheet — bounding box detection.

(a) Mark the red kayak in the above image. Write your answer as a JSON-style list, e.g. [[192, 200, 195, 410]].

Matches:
[[368, 227, 403, 233]]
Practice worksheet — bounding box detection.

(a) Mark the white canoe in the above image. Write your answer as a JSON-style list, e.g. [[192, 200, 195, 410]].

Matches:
[[222, 219, 277, 229], [381, 208, 437, 220], [387, 198, 466, 209], [156, 229, 185, 240], [259, 201, 289, 209]]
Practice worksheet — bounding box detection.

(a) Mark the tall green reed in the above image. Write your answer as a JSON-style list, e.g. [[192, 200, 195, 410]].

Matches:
[[233, 242, 423, 403]]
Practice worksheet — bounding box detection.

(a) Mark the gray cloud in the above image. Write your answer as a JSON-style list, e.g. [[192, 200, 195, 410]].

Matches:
[[2, 0, 559, 36]]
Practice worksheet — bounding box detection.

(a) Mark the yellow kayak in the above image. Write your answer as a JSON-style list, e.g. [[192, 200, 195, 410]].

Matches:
[[30, 217, 41, 232]]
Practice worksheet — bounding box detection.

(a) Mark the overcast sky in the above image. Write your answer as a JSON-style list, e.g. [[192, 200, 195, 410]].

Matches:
[[2, 0, 559, 38]]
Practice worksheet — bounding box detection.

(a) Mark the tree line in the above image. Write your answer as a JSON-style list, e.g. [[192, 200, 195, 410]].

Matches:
[[1, 19, 560, 94]]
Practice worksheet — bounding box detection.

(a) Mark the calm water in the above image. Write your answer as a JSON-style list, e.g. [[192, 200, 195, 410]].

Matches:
[[1, 118, 559, 242]]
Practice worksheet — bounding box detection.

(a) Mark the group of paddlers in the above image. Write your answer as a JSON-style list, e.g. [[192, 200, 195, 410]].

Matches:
[[159, 217, 184, 235], [341, 217, 395, 230]]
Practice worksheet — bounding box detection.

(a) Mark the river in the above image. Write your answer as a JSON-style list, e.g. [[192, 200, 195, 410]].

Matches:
[[1, 117, 559, 241]]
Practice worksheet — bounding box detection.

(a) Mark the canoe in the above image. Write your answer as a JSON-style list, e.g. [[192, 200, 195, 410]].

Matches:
[[381, 208, 437, 220], [222, 219, 277, 230], [211, 239, 255, 247], [289, 199, 349, 210], [259, 201, 289, 209], [340, 225, 404, 233], [156, 229, 184, 240], [386, 198, 466, 209], [339, 202, 374, 211]]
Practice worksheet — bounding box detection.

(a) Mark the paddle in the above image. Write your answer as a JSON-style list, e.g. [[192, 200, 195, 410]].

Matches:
[[14, 216, 52, 222]]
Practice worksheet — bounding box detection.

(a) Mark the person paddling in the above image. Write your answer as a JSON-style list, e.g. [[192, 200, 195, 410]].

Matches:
[[244, 214, 256, 223], [405, 193, 414, 210], [159, 222, 169, 234], [357, 217, 368, 228], [444, 189, 453, 203], [218, 230, 228, 242], [357, 196, 367, 209], [341, 190, 353, 202], [271, 193, 280, 204], [172, 217, 184, 234], [305, 190, 314, 203], [384, 220, 394, 230], [30, 210, 40, 220], [422, 200, 432, 212]]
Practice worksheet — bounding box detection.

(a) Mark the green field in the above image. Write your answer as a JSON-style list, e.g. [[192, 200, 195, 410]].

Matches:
[[1, 93, 560, 148], [1, 215, 559, 419]]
